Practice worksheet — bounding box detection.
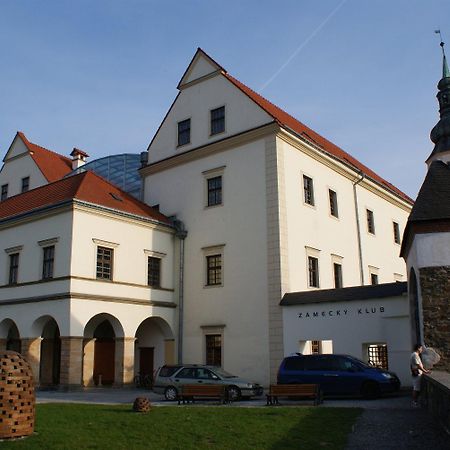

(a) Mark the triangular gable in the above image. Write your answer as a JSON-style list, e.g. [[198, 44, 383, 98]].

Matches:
[[2, 133, 29, 162], [177, 48, 224, 89]]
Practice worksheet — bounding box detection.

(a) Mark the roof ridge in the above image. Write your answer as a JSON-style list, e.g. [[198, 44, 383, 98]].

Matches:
[[18, 131, 71, 163]]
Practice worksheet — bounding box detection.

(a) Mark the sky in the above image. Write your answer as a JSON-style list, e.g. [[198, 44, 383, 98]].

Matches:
[[1, 0, 449, 199]]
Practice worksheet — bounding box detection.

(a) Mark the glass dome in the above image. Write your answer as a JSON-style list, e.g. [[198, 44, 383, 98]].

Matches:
[[68, 154, 142, 199]]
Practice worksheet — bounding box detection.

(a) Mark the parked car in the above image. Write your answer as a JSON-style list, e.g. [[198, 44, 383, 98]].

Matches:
[[153, 364, 264, 401], [277, 354, 400, 398]]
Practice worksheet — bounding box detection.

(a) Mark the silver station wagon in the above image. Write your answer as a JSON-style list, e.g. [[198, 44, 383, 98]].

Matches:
[[153, 364, 264, 401]]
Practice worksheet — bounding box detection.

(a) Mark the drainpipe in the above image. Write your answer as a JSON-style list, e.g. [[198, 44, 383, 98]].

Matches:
[[352, 171, 365, 285], [173, 219, 187, 364]]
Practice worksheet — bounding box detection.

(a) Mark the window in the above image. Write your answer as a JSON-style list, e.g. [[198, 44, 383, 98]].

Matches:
[[393, 221, 401, 244], [147, 256, 161, 287], [210, 106, 225, 135], [333, 263, 343, 288], [370, 273, 379, 285], [21, 177, 30, 193], [8, 253, 19, 285], [329, 189, 338, 217], [207, 176, 222, 206], [206, 334, 222, 366], [308, 256, 319, 287], [177, 118, 191, 146], [96, 246, 113, 280], [1, 184, 8, 201], [368, 344, 388, 370], [206, 254, 222, 286], [311, 340, 322, 354], [42, 246, 55, 279], [366, 209, 375, 234], [303, 175, 315, 206]]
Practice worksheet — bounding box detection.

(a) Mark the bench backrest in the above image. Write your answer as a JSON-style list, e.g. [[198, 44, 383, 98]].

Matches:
[[181, 384, 226, 396], [270, 384, 318, 395]]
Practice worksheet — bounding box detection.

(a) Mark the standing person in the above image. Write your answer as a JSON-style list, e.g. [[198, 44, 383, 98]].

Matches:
[[410, 344, 431, 407]]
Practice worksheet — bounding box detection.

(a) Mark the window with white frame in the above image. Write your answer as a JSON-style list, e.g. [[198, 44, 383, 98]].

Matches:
[[177, 118, 191, 146], [203, 166, 225, 208], [203, 244, 225, 287], [366, 209, 375, 234], [210, 106, 225, 135], [96, 246, 114, 280], [1, 184, 8, 201], [369, 266, 379, 285], [42, 246, 55, 279], [21, 176, 30, 193], [393, 221, 401, 244], [303, 175, 315, 206], [8, 253, 19, 285], [329, 189, 339, 218], [306, 247, 320, 288], [147, 256, 161, 287]]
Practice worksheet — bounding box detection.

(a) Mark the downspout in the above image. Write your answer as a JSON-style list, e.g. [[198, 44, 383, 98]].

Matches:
[[173, 219, 187, 364], [352, 171, 365, 285]]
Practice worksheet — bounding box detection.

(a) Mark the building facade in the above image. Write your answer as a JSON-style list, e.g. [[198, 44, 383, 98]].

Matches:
[[0, 49, 413, 388]]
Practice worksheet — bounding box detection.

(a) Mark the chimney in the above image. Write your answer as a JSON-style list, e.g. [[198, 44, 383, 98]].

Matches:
[[70, 148, 89, 170]]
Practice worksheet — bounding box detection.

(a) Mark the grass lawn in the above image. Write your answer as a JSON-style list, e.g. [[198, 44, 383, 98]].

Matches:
[[2, 404, 361, 450]]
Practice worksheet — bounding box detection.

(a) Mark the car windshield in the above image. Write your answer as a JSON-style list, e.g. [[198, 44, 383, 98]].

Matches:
[[211, 367, 237, 378]]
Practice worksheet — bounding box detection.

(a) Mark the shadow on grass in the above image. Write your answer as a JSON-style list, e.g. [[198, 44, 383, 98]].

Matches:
[[269, 408, 362, 450]]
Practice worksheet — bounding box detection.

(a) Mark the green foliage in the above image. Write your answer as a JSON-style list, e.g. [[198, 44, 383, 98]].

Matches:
[[2, 404, 361, 450]]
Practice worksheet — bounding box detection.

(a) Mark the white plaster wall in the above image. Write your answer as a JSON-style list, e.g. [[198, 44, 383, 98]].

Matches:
[[148, 74, 272, 164], [0, 211, 73, 286], [410, 232, 450, 268], [281, 138, 409, 290], [0, 139, 48, 197], [144, 139, 271, 385], [282, 295, 411, 385], [70, 209, 175, 294]]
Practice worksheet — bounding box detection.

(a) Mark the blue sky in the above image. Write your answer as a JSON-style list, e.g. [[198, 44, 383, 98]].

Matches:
[[1, 0, 449, 198]]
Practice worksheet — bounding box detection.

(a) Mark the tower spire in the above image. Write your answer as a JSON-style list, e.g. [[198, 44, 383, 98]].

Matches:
[[427, 32, 450, 166]]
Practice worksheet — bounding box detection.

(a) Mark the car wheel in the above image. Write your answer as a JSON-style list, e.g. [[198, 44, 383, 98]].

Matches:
[[164, 386, 178, 401], [361, 381, 380, 399], [227, 385, 241, 401]]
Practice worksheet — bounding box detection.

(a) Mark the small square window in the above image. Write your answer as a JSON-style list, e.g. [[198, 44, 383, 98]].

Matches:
[[311, 340, 322, 354], [210, 106, 225, 135], [303, 175, 315, 206], [393, 222, 401, 244], [96, 246, 113, 280], [8, 253, 19, 285], [367, 209, 375, 234], [206, 254, 222, 286], [207, 176, 222, 207], [370, 273, 379, 285], [308, 256, 319, 287], [329, 189, 339, 218], [21, 177, 30, 193], [206, 334, 222, 366], [42, 246, 55, 279], [1, 184, 8, 201], [177, 119, 191, 146], [147, 256, 161, 287], [333, 263, 343, 288], [368, 344, 388, 370]]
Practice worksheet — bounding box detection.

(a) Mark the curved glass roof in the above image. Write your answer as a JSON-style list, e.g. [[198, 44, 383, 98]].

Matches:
[[68, 154, 142, 199]]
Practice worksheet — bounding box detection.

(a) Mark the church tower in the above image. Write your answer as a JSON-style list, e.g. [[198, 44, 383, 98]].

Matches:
[[401, 41, 450, 371]]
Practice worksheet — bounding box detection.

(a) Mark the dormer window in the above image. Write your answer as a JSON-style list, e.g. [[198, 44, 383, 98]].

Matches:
[[210, 106, 225, 135], [177, 119, 191, 146]]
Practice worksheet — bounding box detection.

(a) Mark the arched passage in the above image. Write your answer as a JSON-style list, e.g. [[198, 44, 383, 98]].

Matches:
[[0, 319, 21, 353], [83, 313, 125, 387], [36, 317, 61, 387], [409, 268, 421, 345], [135, 317, 175, 385]]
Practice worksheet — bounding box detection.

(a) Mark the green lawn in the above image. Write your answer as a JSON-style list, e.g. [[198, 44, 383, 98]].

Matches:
[[2, 404, 361, 450]]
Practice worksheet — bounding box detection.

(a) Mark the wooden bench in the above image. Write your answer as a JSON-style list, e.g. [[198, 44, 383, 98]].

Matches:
[[266, 384, 322, 406], [177, 384, 229, 405]]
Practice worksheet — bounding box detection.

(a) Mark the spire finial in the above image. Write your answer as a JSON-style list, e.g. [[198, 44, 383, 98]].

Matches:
[[435, 30, 450, 78]]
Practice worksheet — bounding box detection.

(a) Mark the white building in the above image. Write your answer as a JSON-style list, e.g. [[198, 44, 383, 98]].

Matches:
[[0, 49, 412, 389]]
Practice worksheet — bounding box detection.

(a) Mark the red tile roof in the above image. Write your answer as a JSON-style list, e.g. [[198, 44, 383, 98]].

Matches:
[[0, 171, 172, 225], [222, 72, 413, 204], [17, 132, 73, 182]]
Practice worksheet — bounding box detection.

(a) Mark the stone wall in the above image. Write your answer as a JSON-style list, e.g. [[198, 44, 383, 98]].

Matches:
[[422, 372, 450, 435], [420, 266, 450, 372]]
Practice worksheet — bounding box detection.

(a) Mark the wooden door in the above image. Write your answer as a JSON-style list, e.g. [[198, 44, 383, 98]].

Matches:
[[139, 347, 154, 381], [94, 339, 115, 385]]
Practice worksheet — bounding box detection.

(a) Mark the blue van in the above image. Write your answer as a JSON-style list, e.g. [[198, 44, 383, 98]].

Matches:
[[277, 354, 400, 398]]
